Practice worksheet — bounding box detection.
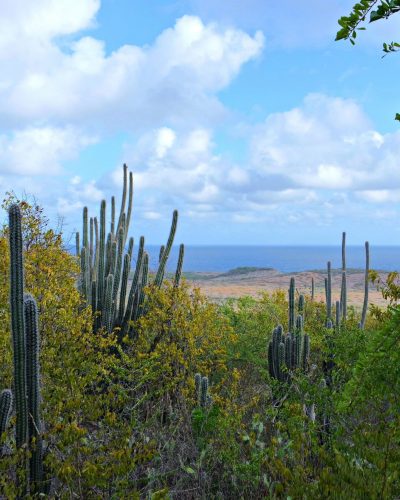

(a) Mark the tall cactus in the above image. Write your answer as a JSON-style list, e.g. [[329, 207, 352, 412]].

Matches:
[[268, 280, 310, 382], [76, 165, 182, 338], [24, 294, 43, 491], [9, 204, 28, 449], [326, 261, 332, 326], [8, 204, 44, 493]]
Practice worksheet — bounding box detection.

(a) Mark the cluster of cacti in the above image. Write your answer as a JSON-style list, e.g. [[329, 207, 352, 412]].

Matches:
[[3, 204, 44, 494], [268, 279, 310, 382], [76, 164, 184, 338], [194, 373, 212, 409]]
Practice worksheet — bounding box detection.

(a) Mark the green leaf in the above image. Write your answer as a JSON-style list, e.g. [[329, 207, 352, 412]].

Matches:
[[370, 10, 383, 21], [336, 29, 349, 41], [395, 113, 400, 121]]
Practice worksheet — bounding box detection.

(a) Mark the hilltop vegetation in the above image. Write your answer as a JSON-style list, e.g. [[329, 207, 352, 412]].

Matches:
[[0, 179, 399, 498]]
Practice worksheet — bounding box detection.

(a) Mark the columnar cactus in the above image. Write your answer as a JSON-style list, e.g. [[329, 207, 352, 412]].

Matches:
[[24, 294, 43, 490], [174, 243, 185, 288], [8, 204, 44, 493], [268, 282, 310, 382], [311, 277, 315, 301], [9, 204, 28, 449], [76, 164, 183, 339], [325, 261, 332, 326], [268, 320, 310, 382], [194, 373, 212, 409]]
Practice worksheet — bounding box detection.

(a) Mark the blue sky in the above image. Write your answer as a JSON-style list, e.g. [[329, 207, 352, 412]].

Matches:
[[1, 0, 400, 245]]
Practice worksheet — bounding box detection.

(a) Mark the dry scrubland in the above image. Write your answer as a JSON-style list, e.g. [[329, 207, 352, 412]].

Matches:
[[185, 268, 388, 307]]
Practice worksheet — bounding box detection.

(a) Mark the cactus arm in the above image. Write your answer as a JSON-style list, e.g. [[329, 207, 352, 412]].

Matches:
[[154, 210, 178, 287], [82, 206, 88, 250], [124, 171, 133, 245], [103, 274, 115, 334], [174, 244, 184, 287], [117, 253, 131, 325], [111, 196, 115, 236], [326, 261, 332, 322], [24, 294, 43, 490], [116, 164, 128, 236]]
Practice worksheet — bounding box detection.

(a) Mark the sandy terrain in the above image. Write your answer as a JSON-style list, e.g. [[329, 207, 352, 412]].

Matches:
[[184, 268, 390, 308]]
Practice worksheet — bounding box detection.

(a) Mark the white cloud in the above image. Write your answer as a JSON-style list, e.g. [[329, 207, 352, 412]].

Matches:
[[0, 126, 96, 175], [251, 93, 400, 191], [0, 7, 264, 129]]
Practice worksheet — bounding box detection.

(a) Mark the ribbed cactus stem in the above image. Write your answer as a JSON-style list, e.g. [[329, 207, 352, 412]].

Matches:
[[341, 232, 347, 320], [103, 274, 114, 334], [24, 294, 43, 490], [360, 241, 369, 330], [326, 261, 332, 322], [75, 232, 80, 257], [82, 206, 88, 250], [0, 389, 12, 436], [111, 196, 115, 236], [122, 237, 144, 338], [116, 164, 128, 236], [154, 210, 178, 287], [117, 253, 131, 325], [159, 245, 165, 263], [335, 300, 341, 330], [89, 217, 94, 275], [311, 277, 315, 301], [9, 204, 28, 449], [124, 171, 133, 245], [112, 228, 125, 304], [288, 277, 295, 333], [298, 294, 304, 317], [127, 237, 134, 260], [174, 244, 184, 287], [97, 200, 106, 315]]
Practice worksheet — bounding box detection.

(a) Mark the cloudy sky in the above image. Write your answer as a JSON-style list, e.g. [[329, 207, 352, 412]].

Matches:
[[1, 0, 400, 245]]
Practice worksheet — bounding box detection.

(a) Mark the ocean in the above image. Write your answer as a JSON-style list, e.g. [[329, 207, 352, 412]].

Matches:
[[144, 245, 400, 273]]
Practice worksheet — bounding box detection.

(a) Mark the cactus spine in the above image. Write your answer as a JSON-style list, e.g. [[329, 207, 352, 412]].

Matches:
[[359, 241, 369, 330], [76, 166, 181, 338]]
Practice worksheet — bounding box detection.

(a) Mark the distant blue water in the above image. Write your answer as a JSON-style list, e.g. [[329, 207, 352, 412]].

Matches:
[[142, 245, 400, 273]]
